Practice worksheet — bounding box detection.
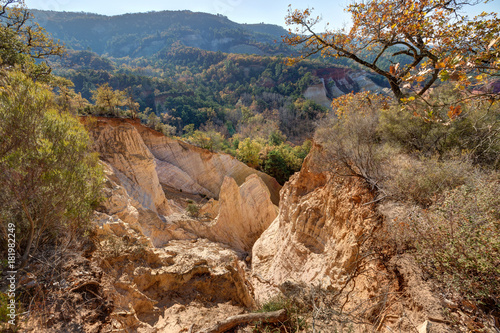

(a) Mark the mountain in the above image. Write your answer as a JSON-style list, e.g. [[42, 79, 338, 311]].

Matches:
[[31, 9, 290, 58]]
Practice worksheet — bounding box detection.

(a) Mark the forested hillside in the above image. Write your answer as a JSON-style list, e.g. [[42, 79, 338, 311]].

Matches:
[[31, 9, 290, 57]]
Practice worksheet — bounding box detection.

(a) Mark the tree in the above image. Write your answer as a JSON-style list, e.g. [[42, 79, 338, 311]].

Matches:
[[237, 138, 262, 168], [126, 89, 140, 119], [0, 0, 64, 78], [91, 83, 126, 116], [0, 70, 103, 269], [55, 82, 91, 114], [285, 0, 500, 101]]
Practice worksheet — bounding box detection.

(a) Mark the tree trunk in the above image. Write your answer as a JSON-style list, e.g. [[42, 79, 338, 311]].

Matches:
[[19, 200, 35, 270], [196, 309, 287, 333]]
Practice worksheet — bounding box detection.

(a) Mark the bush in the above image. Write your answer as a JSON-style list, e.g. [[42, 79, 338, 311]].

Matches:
[[186, 129, 227, 152], [384, 156, 475, 206], [186, 203, 200, 218], [237, 137, 262, 168], [0, 70, 104, 269], [315, 91, 390, 191], [409, 176, 500, 301], [379, 86, 500, 168], [256, 296, 307, 332]]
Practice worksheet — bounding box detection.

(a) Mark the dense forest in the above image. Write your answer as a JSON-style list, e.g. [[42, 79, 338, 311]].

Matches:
[[36, 10, 394, 183], [31, 9, 290, 57]]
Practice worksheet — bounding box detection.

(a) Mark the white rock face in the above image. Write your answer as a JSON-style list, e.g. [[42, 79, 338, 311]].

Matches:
[[171, 175, 278, 252], [350, 71, 382, 92], [303, 83, 331, 108], [89, 119, 171, 215], [84, 117, 281, 250], [133, 123, 281, 205], [98, 161, 195, 247]]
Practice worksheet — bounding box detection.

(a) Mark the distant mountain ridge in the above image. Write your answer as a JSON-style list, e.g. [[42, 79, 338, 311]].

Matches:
[[31, 9, 290, 58]]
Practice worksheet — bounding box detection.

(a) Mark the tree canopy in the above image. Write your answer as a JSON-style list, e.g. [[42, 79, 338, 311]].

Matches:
[[0, 0, 64, 78], [285, 0, 500, 101]]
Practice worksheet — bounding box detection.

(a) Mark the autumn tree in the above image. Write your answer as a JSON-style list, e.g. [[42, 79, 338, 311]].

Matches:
[[237, 138, 262, 168], [285, 0, 500, 101], [91, 83, 127, 116]]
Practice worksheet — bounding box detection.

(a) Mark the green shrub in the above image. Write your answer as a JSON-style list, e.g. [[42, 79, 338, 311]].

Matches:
[[256, 296, 307, 332], [0, 70, 104, 269], [237, 138, 262, 168], [384, 156, 475, 206], [186, 203, 200, 218], [410, 176, 500, 301], [379, 87, 500, 168]]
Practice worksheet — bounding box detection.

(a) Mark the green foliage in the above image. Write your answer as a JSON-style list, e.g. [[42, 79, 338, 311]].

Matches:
[[379, 86, 500, 168], [293, 140, 312, 161], [237, 138, 263, 168], [410, 177, 500, 301], [50, 46, 334, 142], [185, 129, 227, 152], [0, 69, 104, 268], [31, 10, 288, 58], [262, 144, 303, 185], [90, 83, 127, 116], [256, 296, 307, 332], [0, 1, 64, 79], [186, 203, 200, 218], [268, 129, 287, 146]]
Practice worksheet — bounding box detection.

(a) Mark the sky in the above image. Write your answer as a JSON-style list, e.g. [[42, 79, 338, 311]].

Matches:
[[24, 0, 500, 30]]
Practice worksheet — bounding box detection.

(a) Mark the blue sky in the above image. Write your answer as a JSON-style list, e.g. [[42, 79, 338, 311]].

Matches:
[[25, 0, 499, 29]]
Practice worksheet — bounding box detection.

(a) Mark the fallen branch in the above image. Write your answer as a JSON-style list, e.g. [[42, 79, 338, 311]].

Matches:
[[196, 309, 287, 333]]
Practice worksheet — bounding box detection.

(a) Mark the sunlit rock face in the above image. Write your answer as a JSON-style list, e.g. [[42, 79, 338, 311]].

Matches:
[[252, 143, 379, 301], [172, 175, 278, 252]]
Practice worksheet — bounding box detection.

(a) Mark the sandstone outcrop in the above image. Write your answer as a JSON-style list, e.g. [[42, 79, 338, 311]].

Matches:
[[135, 123, 281, 205], [97, 161, 195, 247], [84, 117, 281, 205], [97, 237, 254, 332], [84, 116, 281, 250], [172, 174, 278, 252], [304, 68, 386, 108], [81, 116, 283, 331], [85, 118, 172, 216], [252, 143, 379, 297], [303, 83, 332, 108], [250, 143, 455, 332]]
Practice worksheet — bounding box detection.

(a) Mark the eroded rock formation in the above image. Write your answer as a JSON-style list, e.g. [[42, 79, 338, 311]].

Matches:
[[172, 175, 278, 252], [132, 120, 281, 205], [77, 117, 458, 332], [252, 143, 379, 299]]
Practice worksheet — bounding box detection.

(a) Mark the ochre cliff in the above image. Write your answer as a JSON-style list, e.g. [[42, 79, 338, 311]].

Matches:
[[133, 119, 281, 205], [251, 143, 453, 332], [67, 117, 457, 332], [252, 143, 379, 297], [78, 116, 280, 332], [86, 118, 172, 216]]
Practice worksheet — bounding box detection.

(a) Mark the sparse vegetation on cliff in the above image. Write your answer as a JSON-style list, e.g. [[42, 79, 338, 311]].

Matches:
[[315, 87, 500, 317]]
